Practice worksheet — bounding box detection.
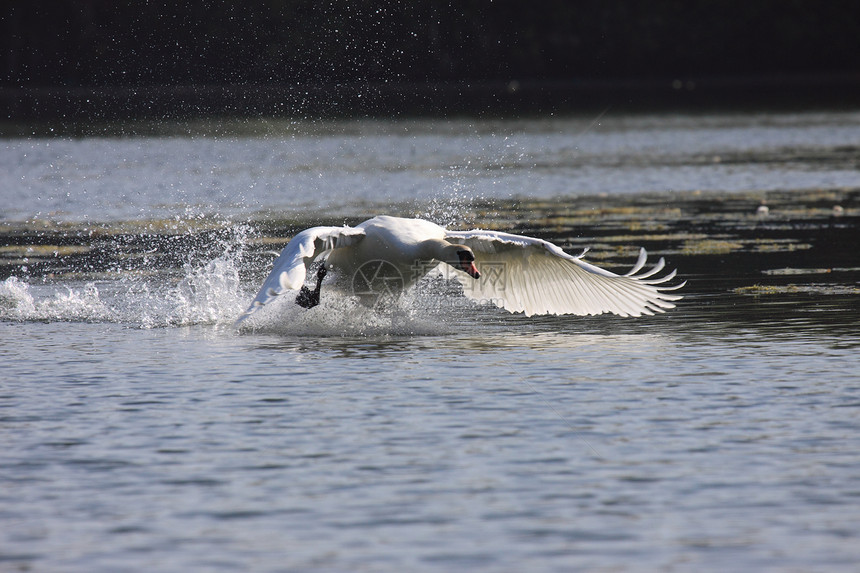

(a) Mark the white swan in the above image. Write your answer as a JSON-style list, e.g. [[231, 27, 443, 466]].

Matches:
[[236, 215, 684, 323]]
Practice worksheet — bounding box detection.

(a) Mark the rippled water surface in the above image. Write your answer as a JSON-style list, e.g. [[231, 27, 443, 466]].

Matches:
[[4, 111, 860, 222], [2, 111, 860, 572]]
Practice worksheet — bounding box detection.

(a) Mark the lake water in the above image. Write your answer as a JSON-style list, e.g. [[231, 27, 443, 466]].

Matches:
[[2, 111, 860, 572]]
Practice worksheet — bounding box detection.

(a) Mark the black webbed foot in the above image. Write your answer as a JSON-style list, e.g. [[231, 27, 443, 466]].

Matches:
[[295, 264, 327, 309], [294, 286, 318, 308]]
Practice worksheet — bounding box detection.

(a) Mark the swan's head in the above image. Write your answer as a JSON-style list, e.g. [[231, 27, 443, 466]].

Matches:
[[442, 244, 481, 279]]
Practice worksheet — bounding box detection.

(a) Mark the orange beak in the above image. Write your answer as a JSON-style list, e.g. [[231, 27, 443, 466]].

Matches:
[[461, 260, 481, 279]]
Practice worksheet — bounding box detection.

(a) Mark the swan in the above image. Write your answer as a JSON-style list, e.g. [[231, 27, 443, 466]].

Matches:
[[236, 215, 684, 324]]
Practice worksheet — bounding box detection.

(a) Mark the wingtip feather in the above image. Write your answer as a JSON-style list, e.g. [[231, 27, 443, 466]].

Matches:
[[624, 247, 648, 276]]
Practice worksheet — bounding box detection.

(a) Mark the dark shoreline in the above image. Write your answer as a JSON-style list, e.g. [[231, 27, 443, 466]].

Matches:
[[4, 72, 860, 125]]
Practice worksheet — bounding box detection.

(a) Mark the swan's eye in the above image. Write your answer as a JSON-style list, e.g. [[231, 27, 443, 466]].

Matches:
[[457, 250, 475, 262]]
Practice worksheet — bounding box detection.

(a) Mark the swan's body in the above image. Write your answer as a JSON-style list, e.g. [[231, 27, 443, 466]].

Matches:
[[236, 215, 683, 323]]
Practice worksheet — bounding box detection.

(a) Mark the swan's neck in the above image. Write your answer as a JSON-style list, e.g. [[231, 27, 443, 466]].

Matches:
[[418, 238, 453, 262]]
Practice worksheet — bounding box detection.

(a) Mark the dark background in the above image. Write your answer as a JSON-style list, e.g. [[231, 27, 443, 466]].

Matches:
[[3, 0, 860, 119]]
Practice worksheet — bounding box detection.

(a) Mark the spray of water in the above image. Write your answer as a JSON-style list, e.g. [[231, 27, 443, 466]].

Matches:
[[1, 276, 114, 322], [0, 218, 253, 328], [235, 278, 471, 337], [0, 215, 482, 334]]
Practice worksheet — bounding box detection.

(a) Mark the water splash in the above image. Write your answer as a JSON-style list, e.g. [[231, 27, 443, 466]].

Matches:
[[0, 277, 113, 323], [167, 256, 246, 327], [0, 216, 253, 328], [115, 252, 249, 328], [236, 287, 460, 337], [419, 174, 486, 229], [1, 254, 247, 328], [0, 208, 494, 334], [1, 240, 472, 334]]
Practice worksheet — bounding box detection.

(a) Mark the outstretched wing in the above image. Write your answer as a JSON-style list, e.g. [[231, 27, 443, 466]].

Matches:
[[445, 229, 684, 317], [236, 225, 365, 323]]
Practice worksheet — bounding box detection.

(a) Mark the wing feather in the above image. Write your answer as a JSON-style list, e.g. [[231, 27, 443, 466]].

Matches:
[[445, 229, 684, 317], [236, 225, 365, 324], [624, 248, 649, 276], [633, 254, 665, 279]]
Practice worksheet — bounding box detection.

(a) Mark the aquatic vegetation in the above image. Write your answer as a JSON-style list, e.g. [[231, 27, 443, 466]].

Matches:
[[681, 239, 745, 255], [734, 283, 860, 296]]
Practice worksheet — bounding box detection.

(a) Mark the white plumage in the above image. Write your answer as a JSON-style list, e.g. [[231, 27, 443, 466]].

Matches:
[[236, 215, 684, 323]]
